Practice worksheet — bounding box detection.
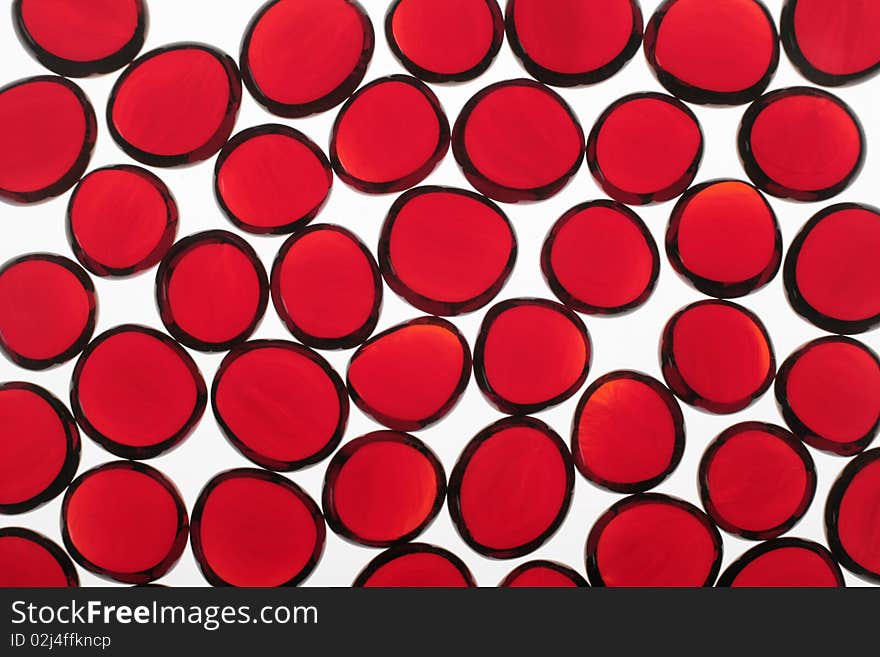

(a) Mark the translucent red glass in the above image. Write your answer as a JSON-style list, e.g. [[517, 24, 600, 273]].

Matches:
[[354, 543, 475, 587], [0, 528, 78, 587], [717, 538, 844, 587], [499, 560, 588, 587]]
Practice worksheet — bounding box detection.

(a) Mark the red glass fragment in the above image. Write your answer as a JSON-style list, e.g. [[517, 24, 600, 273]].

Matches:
[[354, 543, 475, 587], [191, 469, 325, 587], [499, 560, 588, 587], [717, 538, 844, 587], [379, 186, 516, 316], [0, 528, 78, 587]]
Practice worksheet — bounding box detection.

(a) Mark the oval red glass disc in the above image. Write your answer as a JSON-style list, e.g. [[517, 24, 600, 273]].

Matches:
[[379, 186, 516, 316], [67, 165, 178, 277], [354, 543, 475, 587], [738, 88, 864, 201], [191, 469, 325, 587], [784, 203, 880, 334], [212, 340, 348, 471], [587, 92, 702, 205], [506, 0, 643, 87], [776, 336, 880, 456], [214, 124, 332, 235], [323, 431, 445, 547], [666, 179, 781, 298], [70, 325, 207, 459], [61, 461, 188, 584], [499, 560, 588, 587], [271, 224, 382, 350], [448, 417, 574, 558], [661, 300, 775, 414], [542, 200, 659, 315], [347, 317, 471, 431], [453, 79, 584, 203], [0, 76, 95, 204], [13, 0, 146, 77], [717, 538, 844, 587], [241, 0, 374, 118], [0, 253, 96, 370], [699, 422, 816, 540], [108, 43, 241, 167], [0, 528, 78, 587], [474, 298, 591, 415], [156, 230, 269, 352], [572, 371, 685, 494]]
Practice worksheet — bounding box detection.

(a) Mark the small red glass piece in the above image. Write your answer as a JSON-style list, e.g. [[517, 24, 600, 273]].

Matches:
[[661, 299, 775, 414], [474, 298, 591, 415], [452, 79, 584, 203], [0, 76, 95, 204], [61, 461, 188, 584], [191, 468, 325, 587], [212, 340, 348, 471], [323, 431, 445, 547], [784, 203, 880, 334], [666, 179, 781, 298], [70, 324, 207, 460], [379, 186, 516, 316], [0, 382, 79, 514], [354, 543, 475, 587], [542, 200, 659, 314], [156, 230, 269, 352], [717, 538, 844, 587], [347, 317, 471, 431], [0, 253, 96, 370], [13, 0, 146, 77], [699, 422, 816, 540], [0, 528, 78, 587], [241, 0, 374, 118], [67, 165, 178, 277], [214, 124, 332, 235], [572, 371, 685, 494], [738, 87, 864, 201], [271, 224, 382, 350], [499, 560, 588, 587], [586, 493, 723, 587], [108, 43, 241, 167], [587, 92, 703, 206], [448, 416, 574, 558], [776, 336, 880, 456], [506, 0, 643, 87]]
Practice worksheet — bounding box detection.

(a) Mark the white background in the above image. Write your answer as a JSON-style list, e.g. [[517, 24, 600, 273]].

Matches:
[[1, 0, 878, 587]]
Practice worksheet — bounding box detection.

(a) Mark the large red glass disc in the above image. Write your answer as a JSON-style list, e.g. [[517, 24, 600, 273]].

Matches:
[[0, 528, 78, 587], [717, 538, 844, 587], [354, 543, 475, 587], [499, 560, 588, 587]]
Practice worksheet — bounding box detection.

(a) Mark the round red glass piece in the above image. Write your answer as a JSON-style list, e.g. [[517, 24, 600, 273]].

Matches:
[[386, 0, 503, 83], [323, 431, 445, 547], [191, 469, 325, 587], [0, 528, 78, 587], [738, 87, 864, 201], [61, 461, 188, 584], [271, 224, 381, 350], [661, 300, 775, 414], [452, 79, 584, 203], [0, 76, 95, 204], [13, 0, 146, 77], [506, 0, 643, 87], [644, 0, 778, 105], [212, 340, 348, 471], [0, 253, 96, 370], [666, 179, 781, 298], [156, 230, 269, 352], [717, 538, 844, 587], [474, 298, 591, 415], [0, 383, 79, 514], [214, 124, 332, 235], [572, 371, 685, 494], [587, 92, 702, 206], [586, 493, 722, 587], [67, 165, 178, 277], [70, 325, 206, 460], [379, 186, 516, 316], [354, 543, 475, 587], [499, 560, 588, 587], [241, 0, 373, 118], [108, 43, 241, 167], [699, 422, 816, 540], [448, 417, 574, 559], [784, 203, 880, 334], [347, 317, 471, 431], [776, 336, 880, 456], [542, 200, 659, 314]]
